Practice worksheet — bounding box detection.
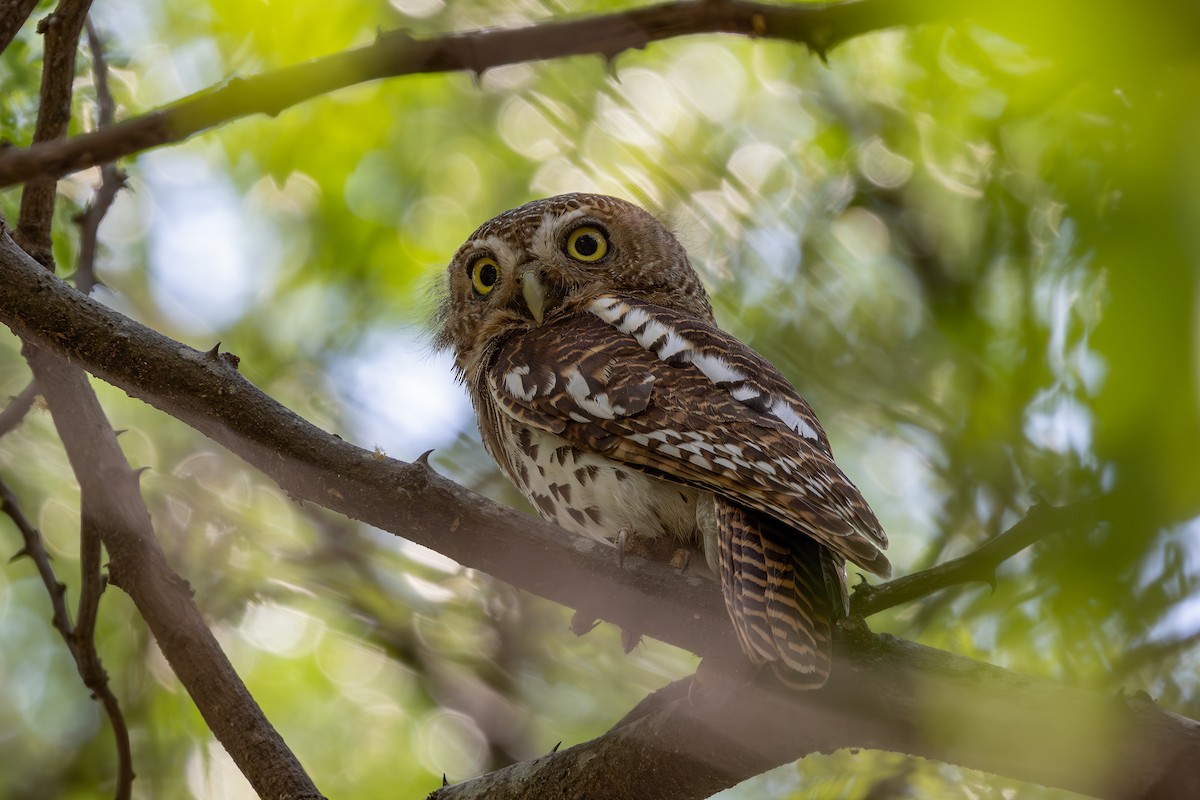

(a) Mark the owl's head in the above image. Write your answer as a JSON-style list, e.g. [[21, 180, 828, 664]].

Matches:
[[435, 193, 714, 377]]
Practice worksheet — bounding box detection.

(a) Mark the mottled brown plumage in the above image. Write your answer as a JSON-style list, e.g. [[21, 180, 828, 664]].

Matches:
[[436, 193, 889, 687]]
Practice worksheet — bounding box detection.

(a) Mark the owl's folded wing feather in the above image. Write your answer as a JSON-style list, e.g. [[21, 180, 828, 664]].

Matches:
[[487, 294, 890, 578]]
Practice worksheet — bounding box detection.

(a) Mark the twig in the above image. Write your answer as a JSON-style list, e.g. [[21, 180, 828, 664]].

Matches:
[[0, 0, 955, 189], [849, 499, 1100, 618], [2, 476, 73, 639], [74, 17, 128, 295], [0, 380, 39, 438], [0, 0, 39, 55], [0, 476, 133, 800]]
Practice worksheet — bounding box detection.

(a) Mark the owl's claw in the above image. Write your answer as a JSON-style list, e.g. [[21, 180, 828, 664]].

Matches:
[[569, 610, 600, 636], [616, 527, 629, 568]]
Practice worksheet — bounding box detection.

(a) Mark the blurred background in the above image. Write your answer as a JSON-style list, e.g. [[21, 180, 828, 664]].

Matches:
[[1, 0, 1198, 797]]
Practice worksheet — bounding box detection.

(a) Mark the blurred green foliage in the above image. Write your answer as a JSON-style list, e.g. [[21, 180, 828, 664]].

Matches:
[[1, 1, 1198, 798]]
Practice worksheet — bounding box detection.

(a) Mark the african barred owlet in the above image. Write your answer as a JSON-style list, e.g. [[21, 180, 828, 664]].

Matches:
[[436, 193, 890, 687]]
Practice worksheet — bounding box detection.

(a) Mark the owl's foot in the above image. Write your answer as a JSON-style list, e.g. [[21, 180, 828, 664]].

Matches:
[[616, 527, 631, 567], [569, 611, 600, 636]]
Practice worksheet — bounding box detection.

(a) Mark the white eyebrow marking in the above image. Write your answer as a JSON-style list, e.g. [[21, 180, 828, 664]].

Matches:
[[471, 235, 521, 269], [531, 208, 589, 259]]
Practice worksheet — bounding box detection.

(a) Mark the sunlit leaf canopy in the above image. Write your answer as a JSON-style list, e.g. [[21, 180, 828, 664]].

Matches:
[[1, 0, 1198, 797]]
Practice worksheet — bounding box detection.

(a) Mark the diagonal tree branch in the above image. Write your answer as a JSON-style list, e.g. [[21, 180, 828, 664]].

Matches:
[[848, 498, 1100, 617], [0, 0, 955, 189], [1, 207, 1198, 800]]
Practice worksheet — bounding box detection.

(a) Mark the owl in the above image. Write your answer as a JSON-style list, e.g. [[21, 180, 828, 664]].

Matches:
[[435, 193, 890, 688]]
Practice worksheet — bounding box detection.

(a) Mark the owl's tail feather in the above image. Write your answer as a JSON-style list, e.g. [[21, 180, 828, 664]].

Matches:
[[715, 498, 835, 689]]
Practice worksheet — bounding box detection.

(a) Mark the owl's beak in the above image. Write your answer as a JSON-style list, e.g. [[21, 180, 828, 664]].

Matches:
[[520, 269, 546, 324]]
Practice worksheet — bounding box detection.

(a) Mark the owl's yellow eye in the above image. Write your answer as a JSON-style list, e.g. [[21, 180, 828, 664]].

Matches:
[[565, 226, 609, 262], [470, 257, 500, 296]]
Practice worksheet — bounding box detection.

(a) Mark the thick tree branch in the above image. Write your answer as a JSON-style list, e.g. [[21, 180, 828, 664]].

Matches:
[[0, 0, 954, 189], [431, 632, 1200, 800], [1, 212, 1197, 799]]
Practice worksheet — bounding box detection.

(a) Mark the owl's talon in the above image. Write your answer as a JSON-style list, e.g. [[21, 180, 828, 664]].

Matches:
[[570, 610, 601, 636], [616, 527, 629, 568]]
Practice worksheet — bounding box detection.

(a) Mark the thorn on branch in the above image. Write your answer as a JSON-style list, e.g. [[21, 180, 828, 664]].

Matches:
[[416, 449, 436, 467], [550, 740, 562, 753], [205, 343, 242, 370], [9, 546, 31, 563], [442, 773, 449, 787]]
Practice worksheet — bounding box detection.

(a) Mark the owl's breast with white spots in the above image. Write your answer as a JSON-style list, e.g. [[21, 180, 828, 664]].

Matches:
[[497, 419, 701, 548]]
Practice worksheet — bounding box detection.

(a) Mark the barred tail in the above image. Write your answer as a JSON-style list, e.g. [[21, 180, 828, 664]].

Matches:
[[715, 497, 837, 689]]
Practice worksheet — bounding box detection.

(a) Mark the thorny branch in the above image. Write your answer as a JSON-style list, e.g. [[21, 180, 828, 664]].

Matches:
[[0, 476, 133, 800], [0, 0, 955, 188], [73, 18, 128, 295]]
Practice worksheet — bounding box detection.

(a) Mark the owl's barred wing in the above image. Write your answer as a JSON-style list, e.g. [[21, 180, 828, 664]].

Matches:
[[487, 295, 890, 578]]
